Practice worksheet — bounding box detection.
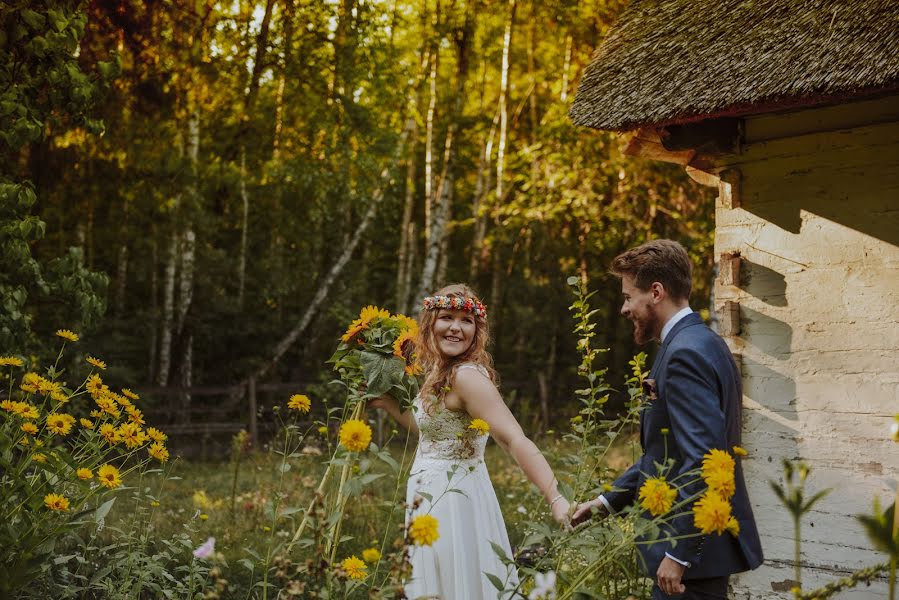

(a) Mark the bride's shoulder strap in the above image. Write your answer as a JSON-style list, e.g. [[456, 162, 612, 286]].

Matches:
[[456, 363, 490, 378]]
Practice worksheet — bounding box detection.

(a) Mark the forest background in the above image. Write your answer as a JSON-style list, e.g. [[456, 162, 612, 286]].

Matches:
[[2, 0, 716, 445]]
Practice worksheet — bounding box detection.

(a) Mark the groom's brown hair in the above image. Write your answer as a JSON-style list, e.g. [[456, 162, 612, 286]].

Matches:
[[610, 239, 693, 301]]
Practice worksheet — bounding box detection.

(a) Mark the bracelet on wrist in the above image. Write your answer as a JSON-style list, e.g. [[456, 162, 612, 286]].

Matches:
[[549, 493, 564, 507]]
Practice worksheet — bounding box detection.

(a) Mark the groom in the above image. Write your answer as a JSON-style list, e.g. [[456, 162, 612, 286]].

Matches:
[[572, 240, 763, 599]]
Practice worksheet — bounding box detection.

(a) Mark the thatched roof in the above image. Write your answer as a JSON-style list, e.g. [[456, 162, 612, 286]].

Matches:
[[570, 0, 899, 131]]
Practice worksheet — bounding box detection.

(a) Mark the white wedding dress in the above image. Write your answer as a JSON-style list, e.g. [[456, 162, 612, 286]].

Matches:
[[404, 364, 520, 599]]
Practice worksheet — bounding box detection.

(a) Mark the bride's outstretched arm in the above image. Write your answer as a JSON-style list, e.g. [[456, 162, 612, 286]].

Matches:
[[454, 369, 570, 525], [368, 395, 419, 434]]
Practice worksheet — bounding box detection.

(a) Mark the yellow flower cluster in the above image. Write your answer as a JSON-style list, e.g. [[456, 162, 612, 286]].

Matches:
[[288, 394, 311, 413], [409, 514, 440, 546], [468, 418, 490, 436], [692, 449, 740, 537], [339, 419, 372, 452], [341, 555, 367, 580], [639, 477, 677, 516], [1, 399, 40, 419]]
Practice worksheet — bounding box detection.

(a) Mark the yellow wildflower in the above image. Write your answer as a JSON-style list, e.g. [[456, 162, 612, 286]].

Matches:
[[21, 422, 38, 435], [147, 427, 167, 443], [339, 419, 372, 452], [409, 514, 440, 546], [1, 399, 15, 412], [732, 445, 748, 457], [55, 329, 79, 342], [46, 413, 76, 436], [20, 403, 39, 419], [692, 492, 734, 535], [33, 453, 47, 463], [99, 423, 120, 444], [288, 394, 311, 413], [44, 493, 70, 511], [149, 441, 169, 463], [726, 516, 740, 536], [192, 490, 224, 509], [0, 356, 23, 367], [77, 468, 93, 480], [86, 356, 107, 370], [639, 477, 677, 517], [90, 409, 104, 419], [318, 425, 329, 435], [126, 405, 145, 426], [95, 394, 120, 418], [361, 547, 382, 563], [200, 513, 209, 521], [468, 418, 490, 436], [20, 372, 44, 393], [122, 388, 140, 401], [80, 418, 95, 429], [341, 555, 367, 580], [86, 373, 106, 397], [701, 449, 736, 499], [117, 422, 148, 448], [51, 390, 69, 404], [150, 501, 160, 507], [97, 464, 122, 489], [36, 378, 60, 396]]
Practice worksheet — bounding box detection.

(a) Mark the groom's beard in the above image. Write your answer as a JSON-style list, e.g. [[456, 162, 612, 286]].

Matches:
[[630, 310, 661, 345]]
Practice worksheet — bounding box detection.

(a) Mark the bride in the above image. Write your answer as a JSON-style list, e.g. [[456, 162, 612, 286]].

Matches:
[[369, 284, 570, 599]]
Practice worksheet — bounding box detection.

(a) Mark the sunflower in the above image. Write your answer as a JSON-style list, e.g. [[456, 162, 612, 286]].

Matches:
[[639, 477, 677, 516], [405, 362, 423, 376], [358, 305, 391, 323], [409, 514, 440, 546], [692, 491, 734, 535], [393, 313, 419, 335], [98, 464, 123, 489], [44, 493, 70, 511], [341, 555, 367, 580], [288, 394, 311, 413], [339, 419, 372, 452], [392, 330, 417, 359], [55, 329, 79, 342], [46, 413, 76, 436], [0, 356, 23, 367], [340, 318, 367, 343]]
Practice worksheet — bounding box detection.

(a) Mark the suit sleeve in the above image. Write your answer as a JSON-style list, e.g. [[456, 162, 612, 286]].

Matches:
[[663, 347, 729, 566], [603, 459, 643, 512]]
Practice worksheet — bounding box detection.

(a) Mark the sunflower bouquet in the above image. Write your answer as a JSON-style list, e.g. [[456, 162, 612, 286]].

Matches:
[[328, 305, 421, 405]]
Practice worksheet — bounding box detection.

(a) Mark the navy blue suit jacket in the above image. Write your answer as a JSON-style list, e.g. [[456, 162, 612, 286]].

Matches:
[[604, 312, 763, 579]]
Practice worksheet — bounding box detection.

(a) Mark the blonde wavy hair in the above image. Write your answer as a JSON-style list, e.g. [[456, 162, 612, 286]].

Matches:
[[417, 283, 497, 406]]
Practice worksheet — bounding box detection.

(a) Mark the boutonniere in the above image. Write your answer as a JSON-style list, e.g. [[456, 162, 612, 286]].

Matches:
[[642, 378, 658, 403]]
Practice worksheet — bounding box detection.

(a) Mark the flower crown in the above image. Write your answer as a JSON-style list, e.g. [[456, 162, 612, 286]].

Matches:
[[422, 295, 487, 319]]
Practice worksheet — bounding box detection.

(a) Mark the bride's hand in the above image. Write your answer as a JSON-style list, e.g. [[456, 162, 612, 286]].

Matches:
[[551, 497, 572, 529], [366, 395, 392, 411]]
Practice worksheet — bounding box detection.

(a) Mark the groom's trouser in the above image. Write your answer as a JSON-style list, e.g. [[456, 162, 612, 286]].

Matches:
[[651, 575, 729, 600]]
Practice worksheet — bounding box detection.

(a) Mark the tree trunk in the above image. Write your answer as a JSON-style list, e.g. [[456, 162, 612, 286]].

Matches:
[[469, 107, 499, 279], [272, 0, 295, 161], [148, 233, 159, 385], [495, 0, 516, 208], [416, 4, 473, 301], [560, 34, 573, 102], [396, 119, 418, 314], [237, 148, 249, 308], [157, 230, 178, 386], [423, 17, 439, 246]]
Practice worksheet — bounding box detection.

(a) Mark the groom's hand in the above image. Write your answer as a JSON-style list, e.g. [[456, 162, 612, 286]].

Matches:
[[656, 557, 686, 596], [570, 498, 609, 526]]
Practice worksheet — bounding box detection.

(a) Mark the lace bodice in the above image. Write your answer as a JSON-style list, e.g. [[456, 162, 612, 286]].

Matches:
[[413, 364, 489, 462]]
